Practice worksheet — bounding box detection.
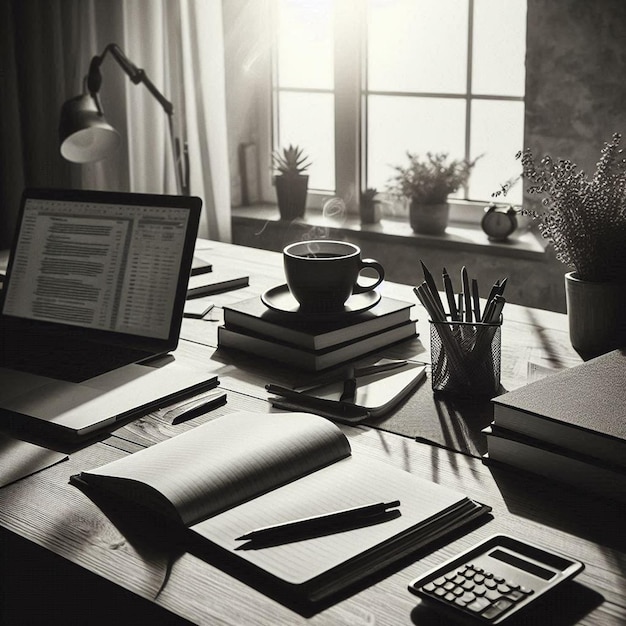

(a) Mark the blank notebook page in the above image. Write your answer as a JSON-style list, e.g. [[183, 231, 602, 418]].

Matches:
[[191, 455, 467, 585]]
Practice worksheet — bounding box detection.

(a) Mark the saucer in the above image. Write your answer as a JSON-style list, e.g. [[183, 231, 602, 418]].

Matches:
[[261, 284, 381, 319]]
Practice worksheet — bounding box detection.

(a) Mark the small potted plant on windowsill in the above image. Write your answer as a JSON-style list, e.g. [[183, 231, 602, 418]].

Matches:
[[359, 187, 382, 225], [272, 144, 311, 220], [387, 151, 477, 235], [496, 133, 626, 360]]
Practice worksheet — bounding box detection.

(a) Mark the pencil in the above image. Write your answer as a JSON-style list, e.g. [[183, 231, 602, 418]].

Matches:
[[420, 260, 446, 319], [471, 278, 481, 322], [461, 266, 472, 322]]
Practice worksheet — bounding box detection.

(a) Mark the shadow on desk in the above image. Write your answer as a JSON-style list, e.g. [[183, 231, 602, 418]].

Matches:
[[0, 527, 192, 626], [409, 579, 602, 625], [489, 465, 626, 554]]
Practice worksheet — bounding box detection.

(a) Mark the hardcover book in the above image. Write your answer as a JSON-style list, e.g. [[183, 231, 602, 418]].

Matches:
[[491, 349, 626, 468], [187, 268, 249, 298], [483, 425, 626, 503], [222, 296, 414, 351], [71, 412, 491, 607], [217, 319, 418, 371]]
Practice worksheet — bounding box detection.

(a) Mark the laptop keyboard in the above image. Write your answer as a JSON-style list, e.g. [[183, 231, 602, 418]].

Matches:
[[1, 333, 151, 383]]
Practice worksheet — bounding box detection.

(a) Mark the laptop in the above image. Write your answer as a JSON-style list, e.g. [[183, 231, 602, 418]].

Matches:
[[0, 188, 217, 439]]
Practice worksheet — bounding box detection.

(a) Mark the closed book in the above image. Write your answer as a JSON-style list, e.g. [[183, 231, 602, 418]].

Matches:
[[187, 268, 249, 298], [218, 320, 418, 371], [71, 412, 490, 607], [491, 349, 626, 469], [191, 256, 212, 275], [223, 296, 414, 351], [483, 424, 626, 503]]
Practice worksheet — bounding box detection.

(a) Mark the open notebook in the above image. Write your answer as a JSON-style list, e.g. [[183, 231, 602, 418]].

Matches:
[[71, 412, 491, 606]]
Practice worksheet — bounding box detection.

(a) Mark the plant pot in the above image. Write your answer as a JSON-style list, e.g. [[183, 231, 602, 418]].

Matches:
[[360, 202, 381, 225], [565, 271, 626, 360], [275, 174, 308, 220], [409, 201, 449, 235]]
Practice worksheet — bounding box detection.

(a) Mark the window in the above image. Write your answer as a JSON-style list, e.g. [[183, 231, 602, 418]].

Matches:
[[270, 0, 526, 212]]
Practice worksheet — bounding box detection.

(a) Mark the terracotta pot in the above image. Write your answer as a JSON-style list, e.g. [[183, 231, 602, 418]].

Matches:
[[275, 175, 308, 220], [409, 201, 449, 235], [565, 271, 626, 360]]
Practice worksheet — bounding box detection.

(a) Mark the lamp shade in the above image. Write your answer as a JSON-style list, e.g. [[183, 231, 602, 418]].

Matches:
[[59, 94, 120, 163]]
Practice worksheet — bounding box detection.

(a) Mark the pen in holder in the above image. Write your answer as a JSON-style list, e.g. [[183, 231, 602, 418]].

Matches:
[[429, 317, 502, 398]]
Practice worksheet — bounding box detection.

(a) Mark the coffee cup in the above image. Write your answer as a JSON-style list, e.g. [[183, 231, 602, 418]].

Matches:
[[283, 240, 385, 313]]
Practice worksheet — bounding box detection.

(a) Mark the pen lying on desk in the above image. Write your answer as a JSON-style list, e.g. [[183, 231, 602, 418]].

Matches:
[[236, 500, 401, 544]]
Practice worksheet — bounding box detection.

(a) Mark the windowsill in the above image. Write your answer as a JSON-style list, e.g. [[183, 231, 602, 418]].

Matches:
[[231, 205, 547, 260]]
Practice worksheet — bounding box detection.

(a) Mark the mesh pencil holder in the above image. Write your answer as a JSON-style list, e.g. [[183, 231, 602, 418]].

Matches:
[[429, 318, 502, 398]]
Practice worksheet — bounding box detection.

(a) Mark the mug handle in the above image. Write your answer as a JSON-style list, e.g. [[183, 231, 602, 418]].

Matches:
[[353, 259, 385, 294]]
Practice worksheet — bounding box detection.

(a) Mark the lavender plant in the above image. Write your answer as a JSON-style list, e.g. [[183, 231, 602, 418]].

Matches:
[[496, 133, 626, 282]]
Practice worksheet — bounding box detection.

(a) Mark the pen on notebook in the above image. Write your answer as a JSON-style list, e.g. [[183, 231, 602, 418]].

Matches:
[[236, 500, 401, 542], [442, 267, 458, 321]]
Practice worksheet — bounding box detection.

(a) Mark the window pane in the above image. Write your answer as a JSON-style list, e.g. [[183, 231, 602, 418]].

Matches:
[[367, 95, 466, 192], [278, 91, 335, 190], [472, 0, 527, 97], [469, 100, 524, 203], [276, 0, 334, 90], [367, 0, 468, 94]]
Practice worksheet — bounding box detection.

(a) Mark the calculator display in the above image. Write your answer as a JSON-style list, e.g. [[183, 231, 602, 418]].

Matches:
[[488, 549, 555, 581]]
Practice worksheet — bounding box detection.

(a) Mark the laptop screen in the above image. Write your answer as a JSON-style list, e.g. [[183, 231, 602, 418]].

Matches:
[[2, 189, 201, 346]]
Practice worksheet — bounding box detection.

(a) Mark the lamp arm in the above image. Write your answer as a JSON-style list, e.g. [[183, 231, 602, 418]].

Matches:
[[87, 43, 174, 116], [86, 43, 188, 194]]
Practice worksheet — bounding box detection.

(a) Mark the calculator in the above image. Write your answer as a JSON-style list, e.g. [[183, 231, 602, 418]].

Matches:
[[408, 534, 584, 624]]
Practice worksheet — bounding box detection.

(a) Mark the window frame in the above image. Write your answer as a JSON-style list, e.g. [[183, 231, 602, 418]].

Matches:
[[262, 0, 526, 221]]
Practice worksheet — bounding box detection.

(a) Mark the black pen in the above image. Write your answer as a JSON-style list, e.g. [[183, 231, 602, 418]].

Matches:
[[442, 267, 458, 321], [461, 266, 472, 322], [471, 278, 481, 322], [236, 500, 401, 542], [420, 260, 446, 319], [167, 388, 227, 425]]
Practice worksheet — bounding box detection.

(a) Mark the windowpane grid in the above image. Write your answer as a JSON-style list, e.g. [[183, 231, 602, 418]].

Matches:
[[271, 0, 527, 205]]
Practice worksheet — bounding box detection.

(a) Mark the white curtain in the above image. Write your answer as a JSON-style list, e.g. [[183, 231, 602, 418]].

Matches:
[[70, 0, 231, 241]]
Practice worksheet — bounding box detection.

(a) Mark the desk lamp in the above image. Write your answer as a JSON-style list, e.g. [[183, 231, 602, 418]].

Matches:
[[59, 43, 189, 195]]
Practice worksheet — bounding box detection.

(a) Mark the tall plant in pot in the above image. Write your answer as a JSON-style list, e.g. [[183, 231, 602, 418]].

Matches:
[[272, 144, 311, 220], [387, 151, 476, 235], [501, 133, 626, 360]]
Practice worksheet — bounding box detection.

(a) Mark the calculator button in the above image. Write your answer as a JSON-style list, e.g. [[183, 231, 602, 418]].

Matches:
[[519, 585, 533, 595], [493, 575, 505, 583], [482, 598, 514, 620], [443, 581, 455, 591], [459, 592, 476, 605], [444, 592, 456, 602], [497, 583, 512, 594], [422, 582, 436, 593], [433, 576, 448, 586], [466, 596, 492, 613], [474, 574, 485, 584], [452, 586, 464, 596], [485, 588, 501, 602], [473, 585, 487, 597], [453, 575, 465, 585], [433, 587, 447, 597], [462, 580, 475, 591], [507, 589, 525, 602], [485, 579, 498, 589]]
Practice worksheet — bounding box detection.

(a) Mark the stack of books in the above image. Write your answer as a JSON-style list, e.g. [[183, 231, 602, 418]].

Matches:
[[484, 349, 626, 502], [217, 295, 417, 371]]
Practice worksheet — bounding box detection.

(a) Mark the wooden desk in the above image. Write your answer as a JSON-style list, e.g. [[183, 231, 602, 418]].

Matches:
[[1, 241, 624, 625]]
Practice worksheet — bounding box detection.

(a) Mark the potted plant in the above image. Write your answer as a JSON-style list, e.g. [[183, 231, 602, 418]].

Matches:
[[499, 133, 626, 360], [359, 187, 382, 225], [272, 144, 311, 220], [387, 151, 476, 235]]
